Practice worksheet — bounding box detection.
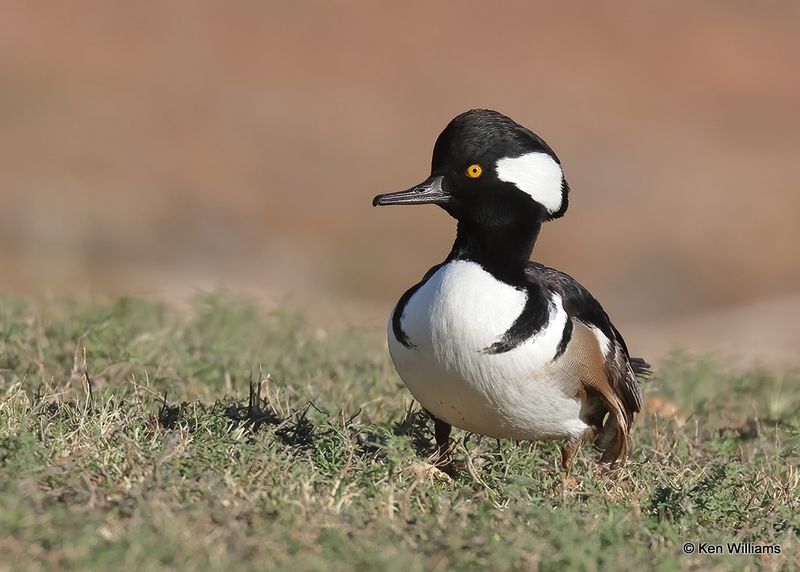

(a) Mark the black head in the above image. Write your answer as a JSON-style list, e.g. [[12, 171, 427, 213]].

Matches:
[[373, 109, 569, 225]]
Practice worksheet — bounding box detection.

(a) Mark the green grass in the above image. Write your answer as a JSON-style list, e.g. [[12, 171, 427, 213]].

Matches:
[[0, 294, 798, 571]]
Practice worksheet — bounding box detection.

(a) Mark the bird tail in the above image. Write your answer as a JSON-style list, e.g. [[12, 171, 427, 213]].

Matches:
[[629, 356, 651, 378]]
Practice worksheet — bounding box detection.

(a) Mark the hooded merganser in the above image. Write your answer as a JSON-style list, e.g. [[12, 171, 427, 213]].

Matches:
[[373, 109, 649, 472]]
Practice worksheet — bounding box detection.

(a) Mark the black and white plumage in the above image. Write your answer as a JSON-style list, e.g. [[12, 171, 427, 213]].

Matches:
[[373, 109, 649, 470]]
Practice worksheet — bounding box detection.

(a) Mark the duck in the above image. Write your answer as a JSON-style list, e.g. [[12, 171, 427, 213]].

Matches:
[[372, 109, 649, 472]]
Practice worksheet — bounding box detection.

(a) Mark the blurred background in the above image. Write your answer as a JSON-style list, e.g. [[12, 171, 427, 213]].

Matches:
[[1, 1, 798, 367]]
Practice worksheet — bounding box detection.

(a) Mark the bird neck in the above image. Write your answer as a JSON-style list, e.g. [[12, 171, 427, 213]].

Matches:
[[448, 218, 542, 284]]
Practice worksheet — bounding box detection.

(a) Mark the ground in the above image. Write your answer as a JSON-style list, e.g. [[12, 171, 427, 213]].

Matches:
[[0, 295, 797, 571]]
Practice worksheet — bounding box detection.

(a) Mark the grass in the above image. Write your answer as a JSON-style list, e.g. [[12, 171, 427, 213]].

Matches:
[[0, 294, 798, 571]]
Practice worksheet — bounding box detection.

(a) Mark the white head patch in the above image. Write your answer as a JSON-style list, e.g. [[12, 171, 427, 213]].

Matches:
[[495, 152, 564, 214]]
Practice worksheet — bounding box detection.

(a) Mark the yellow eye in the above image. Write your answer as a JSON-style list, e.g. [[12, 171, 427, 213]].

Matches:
[[466, 164, 483, 179]]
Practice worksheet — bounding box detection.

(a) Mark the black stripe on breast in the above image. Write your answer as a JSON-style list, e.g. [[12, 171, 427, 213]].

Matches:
[[391, 263, 444, 349], [553, 317, 573, 360], [482, 284, 551, 355]]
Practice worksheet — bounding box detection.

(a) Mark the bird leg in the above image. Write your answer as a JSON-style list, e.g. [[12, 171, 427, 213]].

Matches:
[[431, 414, 455, 476], [560, 426, 598, 472], [560, 439, 579, 471]]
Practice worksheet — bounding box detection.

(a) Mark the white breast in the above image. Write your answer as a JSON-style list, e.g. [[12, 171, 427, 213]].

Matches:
[[388, 260, 588, 441]]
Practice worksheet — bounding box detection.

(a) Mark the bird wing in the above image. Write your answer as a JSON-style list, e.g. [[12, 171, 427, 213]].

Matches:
[[526, 261, 649, 425]]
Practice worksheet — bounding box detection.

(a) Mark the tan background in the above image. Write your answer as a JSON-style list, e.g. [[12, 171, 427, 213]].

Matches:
[[1, 2, 798, 366]]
